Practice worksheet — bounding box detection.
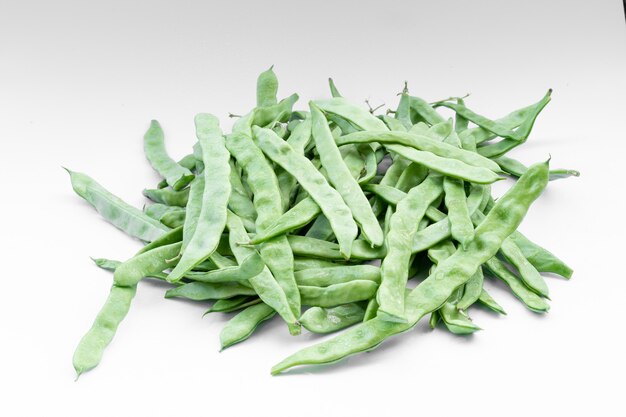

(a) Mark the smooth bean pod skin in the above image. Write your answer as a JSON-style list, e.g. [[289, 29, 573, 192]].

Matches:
[[271, 160, 549, 374], [66, 169, 169, 242], [253, 127, 358, 258], [299, 304, 366, 334], [73, 284, 137, 378], [143, 120, 194, 191], [220, 303, 276, 350], [310, 103, 383, 247]]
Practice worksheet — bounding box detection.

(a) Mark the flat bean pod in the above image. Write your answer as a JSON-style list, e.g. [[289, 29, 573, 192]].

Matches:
[[220, 303, 276, 350], [311, 103, 383, 247], [67, 169, 169, 242], [271, 160, 549, 374], [300, 304, 366, 334], [299, 281, 379, 308], [72, 284, 137, 378], [167, 114, 231, 282], [295, 265, 380, 287], [253, 127, 358, 258], [143, 120, 194, 190]]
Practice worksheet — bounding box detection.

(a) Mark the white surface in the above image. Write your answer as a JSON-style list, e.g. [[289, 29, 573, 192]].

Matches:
[[1, 0, 625, 416]]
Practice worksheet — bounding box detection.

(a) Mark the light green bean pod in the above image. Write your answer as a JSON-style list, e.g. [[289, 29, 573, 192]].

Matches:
[[73, 284, 137, 378], [310, 103, 383, 247], [167, 114, 231, 282], [295, 265, 380, 287], [143, 120, 194, 191], [66, 169, 169, 242], [220, 303, 276, 350], [299, 280, 378, 308], [300, 304, 366, 334], [271, 160, 549, 374]]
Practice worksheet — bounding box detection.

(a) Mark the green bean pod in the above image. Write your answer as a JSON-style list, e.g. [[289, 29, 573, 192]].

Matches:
[[271, 160, 549, 374], [256, 66, 278, 107], [299, 304, 366, 334], [143, 187, 190, 207], [253, 127, 358, 258], [484, 258, 550, 313], [164, 282, 256, 301], [114, 242, 182, 286], [73, 284, 137, 378], [220, 303, 276, 350], [295, 265, 380, 287], [337, 131, 501, 172], [299, 281, 378, 308], [143, 120, 194, 190], [310, 103, 383, 247], [167, 114, 231, 282], [66, 169, 170, 242], [377, 174, 444, 322]]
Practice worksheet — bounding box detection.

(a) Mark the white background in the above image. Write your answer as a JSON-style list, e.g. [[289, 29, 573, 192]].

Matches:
[[1, 0, 625, 416]]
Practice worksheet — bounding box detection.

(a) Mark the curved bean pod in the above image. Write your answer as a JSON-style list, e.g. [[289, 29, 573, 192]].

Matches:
[[385, 144, 501, 184], [271, 160, 549, 374], [508, 232, 573, 278], [220, 303, 276, 350], [73, 284, 137, 378], [227, 130, 301, 327], [377, 174, 444, 322], [311, 103, 383, 247], [313, 98, 388, 131], [483, 258, 550, 313], [253, 127, 358, 258], [300, 304, 366, 334], [494, 155, 580, 181], [205, 296, 261, 314], [336, 131, 501, 172], [226, 211, 299, 329], [143, 120, 194, 190], [437, 90, 551, 142], [256, 66, 278, 107], [167, 114, 231, 282]]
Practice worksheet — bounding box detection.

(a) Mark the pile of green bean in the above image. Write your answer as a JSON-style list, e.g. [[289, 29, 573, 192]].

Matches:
[[69, 68, 577, 377]]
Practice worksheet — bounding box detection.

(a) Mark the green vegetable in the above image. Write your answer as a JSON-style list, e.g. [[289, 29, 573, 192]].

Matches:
[[68, 69, 575, 378]]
